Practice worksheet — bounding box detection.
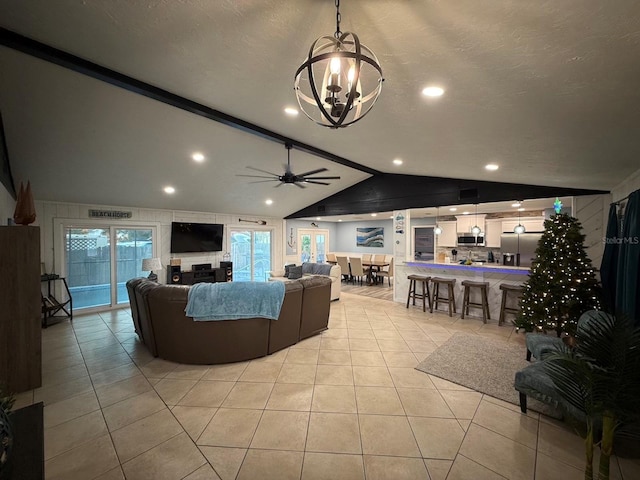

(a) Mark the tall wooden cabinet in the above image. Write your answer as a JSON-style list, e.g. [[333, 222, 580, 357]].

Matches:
[[0, 226, 42, 393]]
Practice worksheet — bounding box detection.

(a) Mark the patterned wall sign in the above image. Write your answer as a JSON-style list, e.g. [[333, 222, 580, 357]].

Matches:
[[88, 209, 132, 219]]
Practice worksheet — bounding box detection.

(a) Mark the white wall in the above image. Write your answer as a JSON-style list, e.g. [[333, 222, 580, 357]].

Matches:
[[0, 182, 15, 225], [572, 194, 609, 272], [34, 200, 284, 282], [611, 167, 640, 202]]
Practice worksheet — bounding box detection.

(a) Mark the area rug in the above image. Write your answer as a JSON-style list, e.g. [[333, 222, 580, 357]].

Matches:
[[415, 332, 560, 417]]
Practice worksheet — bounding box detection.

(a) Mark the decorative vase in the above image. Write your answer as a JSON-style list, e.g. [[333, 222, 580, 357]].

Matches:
[[12, 180, 36, 225], [0, 407, 12, 476]]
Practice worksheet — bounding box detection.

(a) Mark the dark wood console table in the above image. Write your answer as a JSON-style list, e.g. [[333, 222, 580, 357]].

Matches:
[[181, 268, 226, 285]]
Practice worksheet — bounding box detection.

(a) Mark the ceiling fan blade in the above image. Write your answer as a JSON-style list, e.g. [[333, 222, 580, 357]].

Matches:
[[248, 180, 279, 184], [294, 182, 306, 188], [303, 180, 331, 185], [237, 174, 278, 179], [246, 166, 280, 176], [303, 176, 341, 180], [296, 168, 328, 177]]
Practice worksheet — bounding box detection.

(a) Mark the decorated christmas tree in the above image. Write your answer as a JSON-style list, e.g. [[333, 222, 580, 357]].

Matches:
[[514, 212, 602, 336]]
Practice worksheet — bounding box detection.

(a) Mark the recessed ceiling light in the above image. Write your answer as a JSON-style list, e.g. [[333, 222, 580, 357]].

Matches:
[[512, 202, 522, 208], [284, 107, 299, 116], [422, 86, 444, 97], [192, 152, 205, 162], [371, 213, 377, 217], [338, 219, 342, 222], [164, 186, 175, 194], [449, 207, 457, 212], [393, 158, 403, 165], [265, 199, 273, 205], [316, 217, 321, 221], [389, 216, 394, 219], [485, 164, 499, 171], [518, 207, 525, 212], [462, 211, 470, 215]]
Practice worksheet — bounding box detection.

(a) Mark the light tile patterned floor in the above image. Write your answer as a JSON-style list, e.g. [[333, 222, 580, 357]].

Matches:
[[15, 292, 640, 479]]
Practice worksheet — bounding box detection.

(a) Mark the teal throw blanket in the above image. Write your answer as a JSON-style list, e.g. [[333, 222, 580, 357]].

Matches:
[[185, 281, 286, 321]]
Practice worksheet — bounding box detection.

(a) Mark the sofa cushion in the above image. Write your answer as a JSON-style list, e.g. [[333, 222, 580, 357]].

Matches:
[[288, 265, 303, 279], [301, 262, 333, 276]]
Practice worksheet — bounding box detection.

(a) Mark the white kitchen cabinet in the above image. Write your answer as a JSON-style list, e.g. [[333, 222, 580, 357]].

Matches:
[[455, 214, 486, 234], [436, 221, 457, 247], [501, 217, 545, 234], [484, 219, 502, 247]]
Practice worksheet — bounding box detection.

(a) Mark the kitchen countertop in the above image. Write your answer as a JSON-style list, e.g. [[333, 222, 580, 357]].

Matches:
[[404, 261, 530, 275]]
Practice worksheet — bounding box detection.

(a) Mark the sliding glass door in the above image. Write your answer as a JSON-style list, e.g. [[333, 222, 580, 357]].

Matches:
[[64, 226, 154, 309], [230, 228, 272, 282]]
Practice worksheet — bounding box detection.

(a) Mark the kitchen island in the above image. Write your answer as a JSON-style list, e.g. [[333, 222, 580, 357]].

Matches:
[[394, 261, 529, 322]]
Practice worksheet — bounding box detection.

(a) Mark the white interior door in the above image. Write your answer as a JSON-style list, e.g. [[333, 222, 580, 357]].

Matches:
[[298, 229, 329, 264]]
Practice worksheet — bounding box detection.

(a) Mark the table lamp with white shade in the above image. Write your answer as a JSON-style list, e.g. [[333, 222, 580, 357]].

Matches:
[[142, 257, 163, 282]]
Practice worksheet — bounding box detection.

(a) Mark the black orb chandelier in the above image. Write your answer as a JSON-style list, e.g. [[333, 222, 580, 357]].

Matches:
[[294, 0, 384, 128]]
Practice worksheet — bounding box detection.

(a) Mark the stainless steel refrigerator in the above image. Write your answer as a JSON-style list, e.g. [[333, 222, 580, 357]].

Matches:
[[500, 233, 542, 267]]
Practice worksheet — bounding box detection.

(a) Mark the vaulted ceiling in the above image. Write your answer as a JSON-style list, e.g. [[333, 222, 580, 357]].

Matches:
[[1, 1, 638, 218]]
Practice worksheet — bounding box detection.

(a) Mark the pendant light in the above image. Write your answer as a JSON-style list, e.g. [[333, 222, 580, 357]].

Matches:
[[514, 202, 526, 234], [471, 204, 482, 236], [294, 0, 384, 128], [434, 207, 443, 235]]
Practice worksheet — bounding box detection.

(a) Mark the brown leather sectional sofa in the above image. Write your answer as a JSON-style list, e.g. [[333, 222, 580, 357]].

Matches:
[[126, 276, 331, 364]]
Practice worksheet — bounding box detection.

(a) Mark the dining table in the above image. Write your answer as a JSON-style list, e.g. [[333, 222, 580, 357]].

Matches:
[[362, 260, 390, 285]]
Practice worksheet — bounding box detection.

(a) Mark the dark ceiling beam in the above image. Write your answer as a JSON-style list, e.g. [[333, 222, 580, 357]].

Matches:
[[0, 27, 382, 176], [285, 174, 609, 218]]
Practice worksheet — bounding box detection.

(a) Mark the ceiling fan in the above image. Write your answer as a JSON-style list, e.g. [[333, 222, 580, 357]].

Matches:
[[237, 143, 340, 188]]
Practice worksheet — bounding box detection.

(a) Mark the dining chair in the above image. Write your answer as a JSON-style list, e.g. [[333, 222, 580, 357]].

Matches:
[[374, 254, 386, 262], [348, 257, 366, 285], [326, 252, 337, 264], [336, 256, 352, 283], [376, 257, 394, 286]]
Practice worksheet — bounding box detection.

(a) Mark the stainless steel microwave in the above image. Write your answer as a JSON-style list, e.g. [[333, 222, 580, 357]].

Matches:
[[457, 234, 485, 246]]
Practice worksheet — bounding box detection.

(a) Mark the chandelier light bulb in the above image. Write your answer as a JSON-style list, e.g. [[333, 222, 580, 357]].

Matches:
[[330, 56, 341, 74]]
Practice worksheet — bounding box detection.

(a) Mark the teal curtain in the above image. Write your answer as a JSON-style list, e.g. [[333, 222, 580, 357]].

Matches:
[[615, 190, 640, 326], [600, 204, 619, 313]]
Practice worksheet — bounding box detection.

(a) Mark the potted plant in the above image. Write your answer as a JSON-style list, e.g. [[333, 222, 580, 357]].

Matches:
[[544, 311, 640, 480], [0, 388, 14, 478]]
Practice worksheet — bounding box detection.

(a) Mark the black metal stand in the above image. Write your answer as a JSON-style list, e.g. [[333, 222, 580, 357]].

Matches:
[[40, 274, 72, 328]]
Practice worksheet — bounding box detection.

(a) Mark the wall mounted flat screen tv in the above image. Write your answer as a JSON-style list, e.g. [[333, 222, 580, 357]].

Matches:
[[170, 222, 224, 253]]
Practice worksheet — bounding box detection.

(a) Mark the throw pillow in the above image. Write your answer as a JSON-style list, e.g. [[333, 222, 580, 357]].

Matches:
[[284, 264, 296, 277], [287, 265, 303, 279]]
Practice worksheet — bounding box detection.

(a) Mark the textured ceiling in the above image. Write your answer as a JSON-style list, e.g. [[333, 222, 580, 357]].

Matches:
[[1, 1, 639, 217]]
